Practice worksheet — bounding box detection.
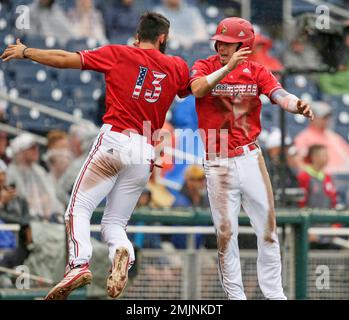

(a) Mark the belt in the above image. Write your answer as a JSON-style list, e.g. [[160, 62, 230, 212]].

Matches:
[[206, 142, 259, 160]]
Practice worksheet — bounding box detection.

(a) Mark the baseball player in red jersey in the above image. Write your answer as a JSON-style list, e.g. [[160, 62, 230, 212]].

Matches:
[[190, 17, 314, 300], [1, 12, 189, 299]]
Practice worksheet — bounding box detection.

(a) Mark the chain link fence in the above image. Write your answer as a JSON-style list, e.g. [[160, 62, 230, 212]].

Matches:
[[307, 251, 349, 300], [121, 227, 349, 300], [122, 248, 294, 300], [1, 223, 349, 299]]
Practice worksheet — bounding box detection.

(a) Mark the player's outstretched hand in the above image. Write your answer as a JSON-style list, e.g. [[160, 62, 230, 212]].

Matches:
[[226, 47, 252, 71], [297, 100, 314, 120], [0, 38, 27, 62]]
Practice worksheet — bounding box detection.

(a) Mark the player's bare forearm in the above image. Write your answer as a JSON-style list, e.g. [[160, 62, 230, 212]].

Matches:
[[191, 77, 214, 98], [0, 38, 81, 69], [271, 88, 314, 120], [191, 47, 251, 98], [24, 48, 81, 69]]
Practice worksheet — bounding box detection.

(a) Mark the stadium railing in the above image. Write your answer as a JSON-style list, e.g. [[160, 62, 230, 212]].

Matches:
[[1, 208, 349, 299]]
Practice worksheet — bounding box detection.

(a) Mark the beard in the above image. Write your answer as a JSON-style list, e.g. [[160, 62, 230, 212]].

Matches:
[[159, 40, 167, 54]]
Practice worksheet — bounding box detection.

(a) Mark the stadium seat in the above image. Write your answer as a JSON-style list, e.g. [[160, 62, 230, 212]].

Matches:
[[285, 112, 307, 138], [11, 0, 33, 7], [0, 32, 15, 53], [198, 4, 225, 24], [261, 97, 281, 129], [283, 74, 320, 100], [190, 41, 216, 61], [24, 36, 47, 49], [2, 63, 15, 85], [337, 111, 349, 125], [71, 86, 102, 104], [15, 66, 51, 84], [55, 0, 75, 11], [104, 8, 138, 39], [323, 94, 349, 112], [66, 38, 97, 52], [164, 41, 191, 63], [109, 32, 135, 46], [17, 82, 52, 98], [39, 97, 72, 112], [269, 38, 285, 60], [74, 101, 98, 120], [321, 95, 349, 140], [335, 126, 349, 143], [0, 16, 10, 34], [8, 106, 70, 133], [292, 0, 317, 15], [261, 106, 275, 131], [58, 69, 94, 86], [0, 2, 12, 20]]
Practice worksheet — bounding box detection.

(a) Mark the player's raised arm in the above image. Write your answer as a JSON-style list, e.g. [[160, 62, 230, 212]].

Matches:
[[190, 47, 251, 98], [270, 88, 314, 120], [0, 38, 81, 69]]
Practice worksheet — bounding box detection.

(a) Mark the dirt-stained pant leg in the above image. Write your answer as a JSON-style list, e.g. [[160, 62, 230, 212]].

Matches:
[[239, 149, 286, 300], [101, 168, 151, 267], [65, 130, 117, 267], [65, 125, 152, 268], [204, 158, 247, 300], [101, 129, 153, 267]]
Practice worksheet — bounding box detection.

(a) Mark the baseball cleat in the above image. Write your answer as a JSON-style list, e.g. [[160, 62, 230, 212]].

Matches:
[[44, 263, 92, 300], [107, 247, 130, 299]]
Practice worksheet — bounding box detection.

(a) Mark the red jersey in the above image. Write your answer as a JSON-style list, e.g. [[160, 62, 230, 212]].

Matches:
[[78, 45, 189, 144], [190, 55, 282, 154]]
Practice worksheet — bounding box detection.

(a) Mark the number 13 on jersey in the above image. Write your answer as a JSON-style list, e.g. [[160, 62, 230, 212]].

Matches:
[[132, 66, 167, 103]]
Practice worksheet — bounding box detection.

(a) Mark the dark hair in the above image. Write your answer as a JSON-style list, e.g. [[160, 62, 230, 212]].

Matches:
[[305, 144, 326, 163], [137, 11, 170, 43]]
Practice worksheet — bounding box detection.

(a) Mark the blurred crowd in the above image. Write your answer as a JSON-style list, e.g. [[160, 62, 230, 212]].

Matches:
[[1, 0, 349, 285]]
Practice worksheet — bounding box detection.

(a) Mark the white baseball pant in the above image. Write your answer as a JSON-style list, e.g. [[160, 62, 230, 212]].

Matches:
[[204, 147, 286, 300], [65, 124, 154, 269]]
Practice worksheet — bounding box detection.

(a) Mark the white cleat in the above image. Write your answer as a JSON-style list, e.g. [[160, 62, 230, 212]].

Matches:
[[45, 263, 92, 300], [107, 247, 130, 299]]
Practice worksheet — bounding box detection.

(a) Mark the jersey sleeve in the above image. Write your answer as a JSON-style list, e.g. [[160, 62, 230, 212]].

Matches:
[[78, 45, 116, 73], [175, 57, 191, 98], [256, 64, 282, 99], [189, 59, 211, 86]]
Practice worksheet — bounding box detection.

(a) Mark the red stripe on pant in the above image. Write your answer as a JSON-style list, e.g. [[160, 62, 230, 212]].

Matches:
[[68, 133, 104, 267]]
